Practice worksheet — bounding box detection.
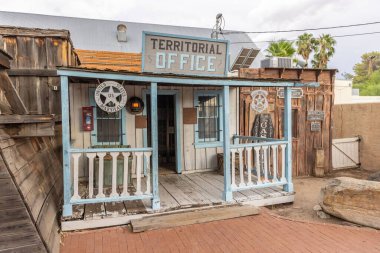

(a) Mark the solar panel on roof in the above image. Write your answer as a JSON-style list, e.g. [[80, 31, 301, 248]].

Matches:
[[230, 48, 260, 71]]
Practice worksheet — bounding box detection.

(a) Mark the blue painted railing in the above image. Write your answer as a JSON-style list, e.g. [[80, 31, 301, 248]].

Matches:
[[68, 147, 154, 207], [229, 136, 289, 192]]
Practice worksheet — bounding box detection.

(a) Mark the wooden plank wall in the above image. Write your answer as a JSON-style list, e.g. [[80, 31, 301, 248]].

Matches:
[[0, 27, 77, 115], [0, 136, 47, 252], [239, 68, 335, 176], [0, 128, 63, 253], [70, 83, 239, 176]]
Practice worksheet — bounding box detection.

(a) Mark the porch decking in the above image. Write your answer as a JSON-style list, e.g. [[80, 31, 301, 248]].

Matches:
[[62, 171, 293, 231]]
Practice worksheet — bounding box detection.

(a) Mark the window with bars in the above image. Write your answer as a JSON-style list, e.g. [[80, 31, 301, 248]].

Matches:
[[194, 91, 223, 144], [89, 88, 126, 146]]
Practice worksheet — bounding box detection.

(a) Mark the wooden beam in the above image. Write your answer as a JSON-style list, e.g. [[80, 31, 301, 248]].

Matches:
[[0, 49, 12, 69], [0, 26, 70, 38], [6, 122, 55, 137], [131, 205, 260, 232], [0, 114, 56, 124], [7, 69, 57, 77], [222, 85, 232, 201], [150, 82, 160, 210], [0, 71, 28, 114]]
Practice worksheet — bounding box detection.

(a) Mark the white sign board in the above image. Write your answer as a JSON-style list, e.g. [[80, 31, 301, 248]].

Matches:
[[142, 32, 228, 76], [95, 81, 127, 113]]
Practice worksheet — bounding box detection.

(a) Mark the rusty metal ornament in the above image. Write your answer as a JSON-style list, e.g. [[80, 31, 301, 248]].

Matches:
[[94, 81, 127, 113], [250, 90, 268, 113]]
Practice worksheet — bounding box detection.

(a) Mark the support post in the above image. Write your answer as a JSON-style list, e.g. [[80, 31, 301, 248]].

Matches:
[[150, 82, 160, 210], [283, 87, 294, 192], [61, 76, 72, 217], [222, 85, 233, 201]]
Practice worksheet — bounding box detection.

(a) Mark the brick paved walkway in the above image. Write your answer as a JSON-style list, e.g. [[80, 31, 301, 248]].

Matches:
[[61, 211, 380, 253]]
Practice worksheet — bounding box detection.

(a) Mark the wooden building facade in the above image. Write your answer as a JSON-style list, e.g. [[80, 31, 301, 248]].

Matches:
[[57, 32, 321, 231], [239, 68, 336, 176], [0, 26, 78, 252]]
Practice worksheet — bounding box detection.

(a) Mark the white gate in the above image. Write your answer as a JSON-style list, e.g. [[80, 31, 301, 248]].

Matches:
[[332, 137, 360, 170]]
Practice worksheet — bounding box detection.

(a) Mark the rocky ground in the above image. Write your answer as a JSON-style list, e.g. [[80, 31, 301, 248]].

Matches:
[[268, 168, 375, 227]]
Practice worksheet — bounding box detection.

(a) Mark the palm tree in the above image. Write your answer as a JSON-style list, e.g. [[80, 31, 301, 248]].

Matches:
[[265, 40, 296, 57], [295, 33, 315, 67], [312, 34, 336, 69]]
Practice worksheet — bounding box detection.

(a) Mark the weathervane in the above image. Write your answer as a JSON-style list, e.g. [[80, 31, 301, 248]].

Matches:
[[94, 81, 127, 113]]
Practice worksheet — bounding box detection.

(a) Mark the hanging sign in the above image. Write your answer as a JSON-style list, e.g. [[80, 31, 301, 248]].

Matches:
[[277, 88, 304, 98], [94, 81, 127, 113], [307, 110, 325, 121], [251, 113, 274, 138], [311, 121, 321, 132], [251, 90, 268, 113], [142, 32, 228, 76]]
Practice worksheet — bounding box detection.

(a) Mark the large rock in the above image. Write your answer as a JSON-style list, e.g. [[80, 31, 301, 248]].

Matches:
[[368, 171, 380, 182], [320, 177, 380, 229]]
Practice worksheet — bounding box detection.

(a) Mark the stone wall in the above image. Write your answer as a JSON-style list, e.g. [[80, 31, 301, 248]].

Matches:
[[333, 103, 380, 171]]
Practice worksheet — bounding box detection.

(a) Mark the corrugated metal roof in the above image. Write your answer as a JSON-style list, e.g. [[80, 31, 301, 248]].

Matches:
[[0, 11, 264, 68]]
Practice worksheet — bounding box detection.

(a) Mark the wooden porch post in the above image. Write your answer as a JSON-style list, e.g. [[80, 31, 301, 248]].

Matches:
[[150, 82, 160, 210], [283, 87, 294, 192], [61, 75, 72, 217], [222, 85, 233, 201]]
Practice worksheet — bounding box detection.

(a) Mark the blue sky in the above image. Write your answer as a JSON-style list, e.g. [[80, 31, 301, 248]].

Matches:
[[2, 0, 380, 77]]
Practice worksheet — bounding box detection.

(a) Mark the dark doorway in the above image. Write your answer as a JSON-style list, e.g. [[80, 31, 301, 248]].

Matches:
[[147, 94, 176, 172]]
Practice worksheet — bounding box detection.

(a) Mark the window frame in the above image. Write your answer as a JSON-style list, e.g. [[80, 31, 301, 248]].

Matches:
[[194, 90, 224, 148], [89, 87, 127, 146]]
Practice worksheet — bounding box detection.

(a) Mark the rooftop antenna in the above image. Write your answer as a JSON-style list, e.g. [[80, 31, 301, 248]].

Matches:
[[211, 13, 224, 39]]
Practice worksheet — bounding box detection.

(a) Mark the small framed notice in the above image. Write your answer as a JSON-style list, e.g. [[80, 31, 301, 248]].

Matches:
[[311, 121, 321, 132], [183, 108, 197, 124]]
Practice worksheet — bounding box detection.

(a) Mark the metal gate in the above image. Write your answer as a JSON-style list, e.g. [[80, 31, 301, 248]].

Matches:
[[332, 137, 360, 170]]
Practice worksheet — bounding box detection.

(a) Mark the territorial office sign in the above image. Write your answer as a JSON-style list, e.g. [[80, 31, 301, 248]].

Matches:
[[142, 32, 229, 76]]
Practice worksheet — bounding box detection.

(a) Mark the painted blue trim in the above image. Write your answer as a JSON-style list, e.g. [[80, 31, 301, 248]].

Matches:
[[141, 31, 146, 73], [89, 87, 127, 146], [57, 69, 301, 87], [142, 31, 230, 44], [70, 147, 153, 153], [142, 89, 183, 174], [61, 76, 72, 217], [232, 135, 285, 143], [70, 194, 153, 205], [194, 141, 223, 149], [225, 40, 230, 76], [141, 31, 230, 77], [230, 140, 288, 149], [283, 87, 294, 192], [150, 83, 160, 210], [222, 85, 233, 201], [232, 181, 287, 192], [193, 90, 224, 145]]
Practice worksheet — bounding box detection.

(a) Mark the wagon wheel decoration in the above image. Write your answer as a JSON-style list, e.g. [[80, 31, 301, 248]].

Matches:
[[94, 81, 128, 113], [250, 90, 268, 113]]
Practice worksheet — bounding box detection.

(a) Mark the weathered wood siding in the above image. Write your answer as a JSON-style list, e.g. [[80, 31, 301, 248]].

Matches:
[[0, 26, 74, 253], [0, 128, 62, 252], [70, 83, 239, 177], [0, 26, 77, 115], [239, 68, 335, 176], [0, 143, 47, 252]]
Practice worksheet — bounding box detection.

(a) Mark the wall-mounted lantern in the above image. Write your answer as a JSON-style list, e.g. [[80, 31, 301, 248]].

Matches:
[[126, 96, 144, 114]]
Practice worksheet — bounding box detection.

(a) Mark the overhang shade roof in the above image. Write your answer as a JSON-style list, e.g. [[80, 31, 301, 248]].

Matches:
[[75, 49, 141, 72]]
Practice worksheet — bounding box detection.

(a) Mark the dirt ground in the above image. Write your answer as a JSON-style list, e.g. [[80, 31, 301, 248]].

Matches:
[[269, 168, 375, 227]]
